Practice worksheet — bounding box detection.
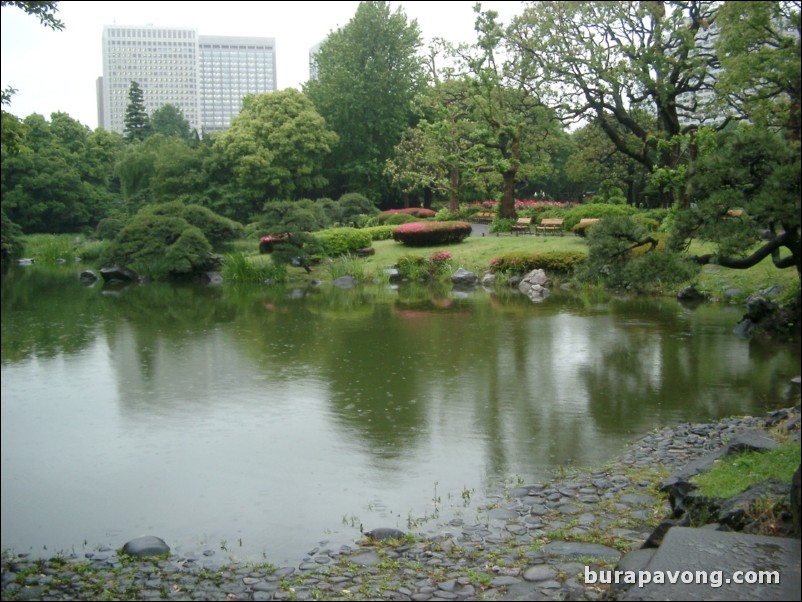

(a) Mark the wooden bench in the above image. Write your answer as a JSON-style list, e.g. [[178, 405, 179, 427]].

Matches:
[[535, 218, 564, 236], [472, 211, 494, 223], [574, 218, 600, 237], [511, 217, 533, 235]]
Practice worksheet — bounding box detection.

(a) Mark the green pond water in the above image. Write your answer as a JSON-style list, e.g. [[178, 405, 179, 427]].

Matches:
[[1, 264, 799, 564]]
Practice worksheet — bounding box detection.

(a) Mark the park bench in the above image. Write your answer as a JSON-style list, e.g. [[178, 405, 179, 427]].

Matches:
[[535, 218, 564, 236], [512, 217, 533, 235], [473, 211, 494, 223], [574, 218, 600, 237]]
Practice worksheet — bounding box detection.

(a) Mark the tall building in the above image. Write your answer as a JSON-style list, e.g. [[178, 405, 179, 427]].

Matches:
[[199, 35, 277, 133], [308, 41, 322, 81], [100, 25, 276, 135]]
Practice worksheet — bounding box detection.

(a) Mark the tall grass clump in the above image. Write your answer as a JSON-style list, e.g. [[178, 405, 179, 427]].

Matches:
[[222, 252, 287, 282], [327, 254, 369, 281], [23, 233, 81, 262]]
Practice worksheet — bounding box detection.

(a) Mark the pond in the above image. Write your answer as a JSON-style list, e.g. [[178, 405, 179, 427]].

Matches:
[[1, 265, 799, 565]]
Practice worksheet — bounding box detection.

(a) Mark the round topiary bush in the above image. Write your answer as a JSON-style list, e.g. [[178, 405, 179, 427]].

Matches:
[[392, 221, 472, 247], [314, 227, 372, 256]]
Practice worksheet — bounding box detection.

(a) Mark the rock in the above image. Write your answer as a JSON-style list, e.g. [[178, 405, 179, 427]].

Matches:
[[16, 258, 34, 265], [724, 430, 779, 454], [354, 247, 374, 257], [542, 541, 622, 562], [365, 528, 406, 541], [717, 479, 791, 532], [677, 286, 706, 302], [723, 287, 743, 301], [451, 267, 479, 287], [199, 271, 223, 285], [332, 275, 358, 289], [518, 269, 550, 303], [481, 272, 496, 287], [100, 265, 140, 284], [79, 270, 98, 285], [743, 294, 778, 322], [122, 535, 170, 558]]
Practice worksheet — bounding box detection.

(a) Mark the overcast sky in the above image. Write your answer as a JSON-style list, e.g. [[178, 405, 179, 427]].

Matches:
[[1, 1, 525, 130]]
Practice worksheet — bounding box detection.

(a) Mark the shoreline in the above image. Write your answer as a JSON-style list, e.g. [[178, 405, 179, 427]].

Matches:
[[2, 406, 798, 601]]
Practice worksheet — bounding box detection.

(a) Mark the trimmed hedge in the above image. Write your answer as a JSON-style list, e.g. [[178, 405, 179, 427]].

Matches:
[[314, 227, 372, 257], [392, 221, 472, 247], [383, 208, 437, 219], [360, 225, 396, 241], [489, 251, 586, 275]]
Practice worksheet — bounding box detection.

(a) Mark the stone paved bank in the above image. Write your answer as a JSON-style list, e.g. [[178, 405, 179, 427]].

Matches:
[[2, 408, 797, 602]]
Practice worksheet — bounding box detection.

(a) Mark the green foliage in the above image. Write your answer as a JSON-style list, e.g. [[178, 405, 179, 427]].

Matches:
[[96, 217, 125, 241], [578, 216, 700, 292], [314, 227, 372, 257], [139, 201, 244, 245], [489, 251, 586, 275], [1, 1, 64, 30], [123, 81, 151, 142], [3, 112, 122, 233], [100, 214, 215, 279], [672, 126, 800, 277], [258, 199, 331, 235], [693, 441, 800, 499], [395, 255, 432, 281], [150, 104, 192, 141], [222, 252, 287, 283], [380, 212, 419, 226], [1, 208, 24, 258], [392, 221, 472, 247], [563, 203, 639, 230], [338, 192, 379, 225], [305, 1, 424, 199], [215, 89, 338, 203], [360, 225, 396, 241]]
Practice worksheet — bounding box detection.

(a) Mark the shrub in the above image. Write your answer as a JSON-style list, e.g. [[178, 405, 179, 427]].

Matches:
[[222, 252, 287, 282], [396, 255, 432, 280], [2, 209, 25, 259], [139, 201, 244, 244], [96, 217, 126, 241], [259, 199, 330, 234], [339, 192, 379, 225], [314, 227, 372, 257], [392, 221, 472, 246], [381, 212, 420, 226], [100, 215, 216, 279], [563, 203, 639, 230], [361, 225, 395, 241], [382, 207, 437, 219], [489, 251, 586, 275]]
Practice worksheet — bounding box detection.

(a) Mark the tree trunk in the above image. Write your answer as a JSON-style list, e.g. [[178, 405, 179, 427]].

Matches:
[[448, 166, 460, 213]]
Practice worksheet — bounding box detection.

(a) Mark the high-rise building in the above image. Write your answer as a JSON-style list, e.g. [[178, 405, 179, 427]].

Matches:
[[199, 35, 277, 133], [100, 25, 276, 135]]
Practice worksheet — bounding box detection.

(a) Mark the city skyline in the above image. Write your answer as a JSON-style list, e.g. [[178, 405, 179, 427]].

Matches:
[[1, 1, 526, 130]]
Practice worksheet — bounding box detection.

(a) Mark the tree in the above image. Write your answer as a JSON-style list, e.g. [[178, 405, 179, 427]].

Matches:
[[450, 7, 555, 219], [1, 1, 63, 30], [715, 1, 801, 142], [215, 89, 338, 210], [304, 1, 424, 201], [508, 1, 724, 206], [672, 125, 801, 278], [2, 112, 120, 232], [151, 104, 192, 141], [385, 80, 479, 211], [123, 81, 151, 142]]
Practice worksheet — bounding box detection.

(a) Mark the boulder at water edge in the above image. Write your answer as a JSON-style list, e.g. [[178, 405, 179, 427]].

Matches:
[[122, 535, 171, 557]]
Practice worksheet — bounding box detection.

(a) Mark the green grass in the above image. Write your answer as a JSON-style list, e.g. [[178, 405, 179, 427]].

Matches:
[[692, 441, 801, 499]]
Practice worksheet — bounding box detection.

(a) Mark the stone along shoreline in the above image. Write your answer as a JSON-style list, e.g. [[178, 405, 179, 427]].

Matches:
[[2, 406, 798, 601]]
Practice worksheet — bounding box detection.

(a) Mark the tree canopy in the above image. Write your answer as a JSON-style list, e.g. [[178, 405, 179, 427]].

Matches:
[[215, 89, 338, 212], [123, 81, 151, 142], [305, 0, 425, 202]]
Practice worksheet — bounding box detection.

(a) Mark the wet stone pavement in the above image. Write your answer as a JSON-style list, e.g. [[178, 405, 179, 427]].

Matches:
[[1, 409, 796, 601]]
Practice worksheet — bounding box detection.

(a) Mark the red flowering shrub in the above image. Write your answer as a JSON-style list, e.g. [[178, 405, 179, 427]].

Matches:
[[392, 221, 472, 246], [429, 250, 452, 263], [383, 208, 437, 218]]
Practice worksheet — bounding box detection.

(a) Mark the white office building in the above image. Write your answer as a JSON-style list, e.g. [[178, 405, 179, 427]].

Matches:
[[99, 25, 276, 135]]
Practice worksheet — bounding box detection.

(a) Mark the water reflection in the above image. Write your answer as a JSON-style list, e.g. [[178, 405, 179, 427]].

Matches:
[[2, 265, 799, 564]]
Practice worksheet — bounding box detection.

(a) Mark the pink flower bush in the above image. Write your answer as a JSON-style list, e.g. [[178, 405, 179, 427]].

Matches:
[[429, 250, 452, 263], [392, 221, 472, 246]]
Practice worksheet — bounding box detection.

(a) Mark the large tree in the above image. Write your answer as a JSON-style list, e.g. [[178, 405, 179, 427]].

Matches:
[[150, 104, 192, 142], [304, 0, 424, 202], [214, 89, 338, 212], [508, 1, 724, 206], [123, 81, 151, 142], [451, 7, 555, 219]]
